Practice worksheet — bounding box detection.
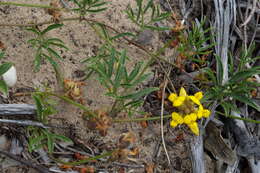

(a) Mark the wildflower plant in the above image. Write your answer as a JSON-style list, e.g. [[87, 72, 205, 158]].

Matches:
[[84, 46, 158, 116], [168, 87, 210, 135], [204, 44, 260, 117], [177, 18, 214, 63], [27, 92, 71, 153], [69, 0, 108, 17], [126, 0, 171, 31]]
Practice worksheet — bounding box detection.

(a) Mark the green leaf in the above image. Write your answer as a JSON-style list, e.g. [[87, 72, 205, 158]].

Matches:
[[124, 100, 143, 108], [42, 53, 58, 69], [44, 131, 54, 153], [204, 68, 217, 85], [232, 95, 260, 111], [46, 47, 62, 60], [26, 27, 41, 35], [144, 25, 170, 31], [136, 0, 143, 22], [32, 94, 43, 121], [86, 8, 107, 13], [53, 134, 72, 142], [114, 50, 126, 90], [27, 38, 40, 47], [118, 87, 158, 100], [106, 49, 116, 78], [41, 24, 63, 35], [0, 51, 4, 59], [111, 32, 135, 40], [28, 134, 45, 150], [144, 0, 153, 13], [90, 1, 107, 8], [220, 102, 240, 116], [0, 63, 12, 76], [151, 13, 170, 22], [131, 73, 151, 87], [0, 80, 8, 96], [34, 49, 42, 72], [48, 42, 69, 50], [229, 67, 260, 83], [127, 62, 143, 82]]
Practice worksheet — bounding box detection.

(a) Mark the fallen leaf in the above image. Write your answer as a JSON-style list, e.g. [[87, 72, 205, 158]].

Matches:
[[0, 41, 6, 50], [46, 0, 62, 22], [86, 110, 112, 136], [118, 131, 136, 149], [145, 163, 155, 173], [59, 164, 73, 170], [140, 116, 149, 129]]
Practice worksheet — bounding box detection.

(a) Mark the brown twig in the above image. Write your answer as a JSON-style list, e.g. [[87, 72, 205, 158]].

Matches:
[[160, 74, 172, 170], [240, 0, 257, 27], [0, 149, 50, 173]]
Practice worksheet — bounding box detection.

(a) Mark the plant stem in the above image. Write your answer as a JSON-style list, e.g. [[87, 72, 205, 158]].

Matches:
[[51, 151, 113, 166], [216, 111, 260, 124], [113, 114, 171, 123], [0, 2, 61, 10], [37, 92, 96, 117]]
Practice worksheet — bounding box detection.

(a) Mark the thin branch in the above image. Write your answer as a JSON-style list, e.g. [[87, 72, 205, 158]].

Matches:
[[0, 119, 69, 129], [240, 0, 257, 27], [0, 2, 61, 10], [0, 149, 50, 173], [160, 78, 172, 170]]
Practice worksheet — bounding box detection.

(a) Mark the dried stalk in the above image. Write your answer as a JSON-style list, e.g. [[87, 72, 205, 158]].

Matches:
[[0, 104, 36, 115]]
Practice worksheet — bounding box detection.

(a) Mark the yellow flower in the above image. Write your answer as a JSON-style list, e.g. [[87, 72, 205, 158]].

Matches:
[[188, 95, 201, 105], [168, 88, 210, 136], [184, 115, 192, 124], [179, 87, 187, 97], [202, 109, 211, 118], [197, 105, 204, 119], [189, 113, 197, 121], [168, 93, 177, 102], [170, 120, 178, 128], [184, 113, 197, 126], [187, 122, 199, 136], [194, 92, 203, 100], [173, 96, 185, 107], [172, 112, 184, 124], [168, 87, 187, 107]]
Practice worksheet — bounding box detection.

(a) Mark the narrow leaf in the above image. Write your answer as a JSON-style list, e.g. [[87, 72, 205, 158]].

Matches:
[[41, 24, 63, 35], [0, 63, 12, 76], [118, 87, 158, 100], [0, 80, 8, 96]]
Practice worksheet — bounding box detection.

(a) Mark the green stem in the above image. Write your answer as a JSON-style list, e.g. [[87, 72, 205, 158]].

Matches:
[[216, 111, 260, 124], [0, 2, 61, 9], [51, 151, 113, 166], [37, 92, 96, 117], [113, 114, 171, 123]]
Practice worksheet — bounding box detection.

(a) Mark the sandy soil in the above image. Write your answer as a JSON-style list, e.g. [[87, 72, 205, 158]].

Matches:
[[0, 0, 206, 172]]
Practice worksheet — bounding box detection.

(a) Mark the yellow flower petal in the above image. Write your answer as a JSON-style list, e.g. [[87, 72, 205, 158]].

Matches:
[[184, 115, 192, 124], [170, 120, 178, 128], [179, 87, 187, 97], [194, 92, 203, 100], [189, 113, 197, 121], [172, 112, 184, 124], [203, 109, 211, 118], [168, 93, 177, 102], [187, 122, 199, 136], [189, 96, 201, 105], [197, 105, 204, 119], [173, 96, 185, 107]]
